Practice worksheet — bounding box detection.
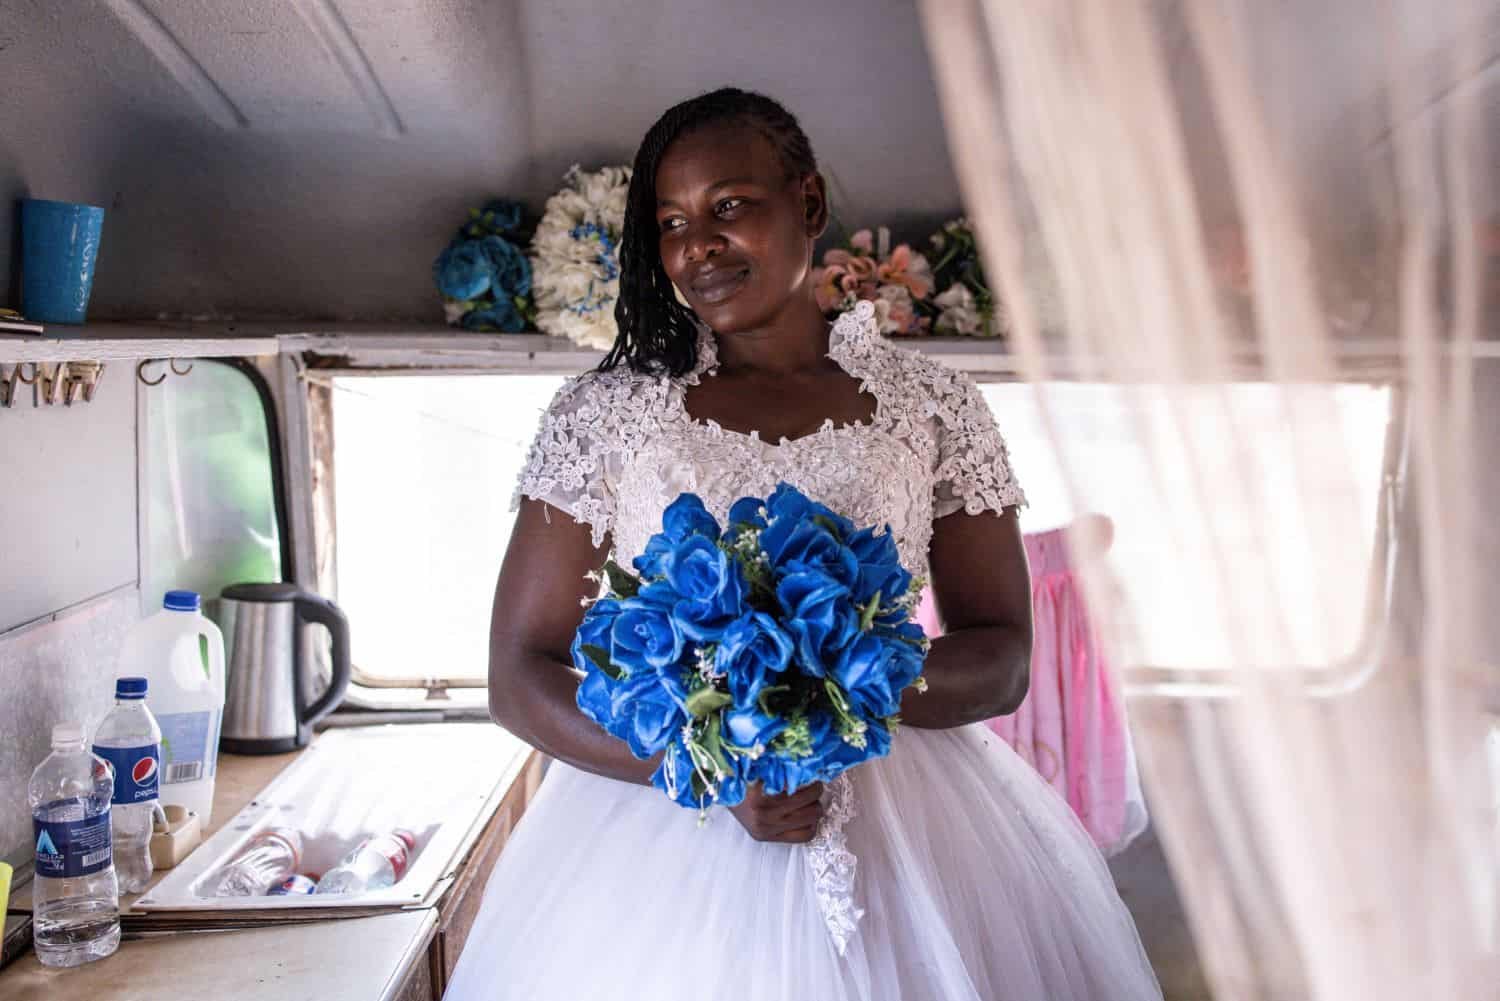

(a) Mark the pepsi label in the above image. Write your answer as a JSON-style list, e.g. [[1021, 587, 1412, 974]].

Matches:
[[34, 810, 113, 878], [93, 743, 160, 805]]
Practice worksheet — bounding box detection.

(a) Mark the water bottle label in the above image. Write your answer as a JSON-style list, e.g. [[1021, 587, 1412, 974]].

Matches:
[[93, 743, 160, 804], [158, 710, 216, 784], [34, 809, 113, 878]]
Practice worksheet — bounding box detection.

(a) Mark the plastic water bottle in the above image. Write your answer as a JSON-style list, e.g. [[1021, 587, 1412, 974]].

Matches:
[[117, 590, 226, 825], [29, 723, 120, 967], [313, 830, 417, 895], [92, 677, 165, 893], [204, 827, 303, 897]]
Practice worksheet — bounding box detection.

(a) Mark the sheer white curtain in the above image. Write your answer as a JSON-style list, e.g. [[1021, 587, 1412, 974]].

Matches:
[[918, 1, 1498, 997]]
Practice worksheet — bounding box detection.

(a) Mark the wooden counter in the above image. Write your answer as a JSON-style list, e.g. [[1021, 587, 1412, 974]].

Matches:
[[2, 727, 543, 1001]]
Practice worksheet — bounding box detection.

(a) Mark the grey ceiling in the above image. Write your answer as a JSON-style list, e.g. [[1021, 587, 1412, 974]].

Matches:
[[0, 0, 961, 322], [1, 1, 1493, 324]]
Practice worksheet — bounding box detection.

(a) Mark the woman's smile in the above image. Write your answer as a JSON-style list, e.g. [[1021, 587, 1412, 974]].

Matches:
[[689, 264, 751, 304]]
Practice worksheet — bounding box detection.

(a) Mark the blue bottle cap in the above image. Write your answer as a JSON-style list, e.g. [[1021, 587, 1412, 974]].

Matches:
[[115, 677, 148, 699], [163, 590, 200, 612]]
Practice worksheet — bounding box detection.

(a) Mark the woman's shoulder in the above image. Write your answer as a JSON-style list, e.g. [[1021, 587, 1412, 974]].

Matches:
[[846, 333, 987, 428], [541, 364, 677, 435], [834, 302, 981, 413]]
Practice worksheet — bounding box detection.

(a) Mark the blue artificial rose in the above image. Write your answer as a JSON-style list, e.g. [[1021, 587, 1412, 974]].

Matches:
[[634, 494, 721, 578], [571, 598, 623, 673], [479, 235, 531, 297], [662, 493, 720, 542], [713, 757, 749, 808], [460, 297, 525, 332], [726, 495, 768, 532], [575, 668, 623, 735], [610, 604, 684, 674], [650, 735, 749, 808], [651, 739, 704, 808], [622, 676, 686, 759], [817, 714, 894, 777], [831, 632, 925, 719], [764, 482, 815, 525], [433, 239, 494, 300], [662, 536, 744, 641], [724, 703, 788, 750], [773, 522, 860, 589], [715, 612, 793, 707], [765, 483, 854, 539], [751, 711, 836, 795], [750, 750, 815, 797], [776, 570, 860, 675], [845, 526, 912, 607]]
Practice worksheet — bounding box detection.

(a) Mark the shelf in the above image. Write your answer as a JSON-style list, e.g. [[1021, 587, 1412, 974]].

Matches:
[[0, 321, 279, 363]]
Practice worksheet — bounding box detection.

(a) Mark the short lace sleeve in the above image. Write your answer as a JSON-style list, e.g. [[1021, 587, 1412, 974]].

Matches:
[[513, 371, 643, 547], [929, 370, 1027, 519]]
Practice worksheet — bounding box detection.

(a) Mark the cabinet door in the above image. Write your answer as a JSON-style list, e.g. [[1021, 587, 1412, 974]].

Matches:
[[433, 753, 546, 993]]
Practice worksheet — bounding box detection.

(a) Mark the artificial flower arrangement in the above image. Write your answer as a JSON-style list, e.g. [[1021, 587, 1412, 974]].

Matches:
[[529, 165, 632, 350], [571, 484, 929, 813], [812, 219, 1007, 339], [928, 218, 1008, 338], [813, 227, 935, 336], [432, 200, 535, 332]]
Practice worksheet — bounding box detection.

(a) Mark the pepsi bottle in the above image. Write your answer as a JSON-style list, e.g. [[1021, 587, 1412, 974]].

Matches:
[[92, 677, 165, 893]]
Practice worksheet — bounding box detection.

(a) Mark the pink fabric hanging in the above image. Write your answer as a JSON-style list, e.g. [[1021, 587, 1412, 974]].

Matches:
[[917, 515, 1140, 855]]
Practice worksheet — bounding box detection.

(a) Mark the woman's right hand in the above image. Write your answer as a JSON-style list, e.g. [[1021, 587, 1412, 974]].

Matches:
[[729, 782, 825, 843]]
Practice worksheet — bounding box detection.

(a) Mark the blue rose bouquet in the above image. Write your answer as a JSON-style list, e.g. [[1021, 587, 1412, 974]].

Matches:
[[433, 199, 536, 333], [572, 483, 930, 813]]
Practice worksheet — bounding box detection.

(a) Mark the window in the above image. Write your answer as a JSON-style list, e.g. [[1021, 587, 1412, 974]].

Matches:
[[319, 358, 1396, 692], [329, 375, 565, 687], [979, 381, 1395, 672], [141, 359, 286, 614]]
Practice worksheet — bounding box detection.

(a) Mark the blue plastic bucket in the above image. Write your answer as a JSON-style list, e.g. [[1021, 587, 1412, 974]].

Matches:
[[21, 199, 106, 325]]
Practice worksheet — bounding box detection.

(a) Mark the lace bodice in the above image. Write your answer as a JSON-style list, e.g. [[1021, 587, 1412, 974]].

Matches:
[[514, 300, 1026, 578]]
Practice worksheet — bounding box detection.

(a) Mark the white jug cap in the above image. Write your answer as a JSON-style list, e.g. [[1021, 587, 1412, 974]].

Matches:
[[51, 722, 85, 747]]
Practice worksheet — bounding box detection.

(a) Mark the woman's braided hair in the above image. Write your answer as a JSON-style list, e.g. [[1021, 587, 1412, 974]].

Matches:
[[602, 87, 819, 376]]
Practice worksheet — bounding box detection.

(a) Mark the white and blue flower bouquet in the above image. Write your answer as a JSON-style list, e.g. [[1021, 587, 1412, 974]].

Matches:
[[573, 484, 930, 813]]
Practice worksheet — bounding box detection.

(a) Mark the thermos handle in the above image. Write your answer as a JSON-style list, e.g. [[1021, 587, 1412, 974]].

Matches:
[[292, 592, 352, 727]]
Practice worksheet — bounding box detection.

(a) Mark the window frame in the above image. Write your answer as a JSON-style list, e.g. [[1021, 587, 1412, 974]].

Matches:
[[282, 334, 1408, 706]]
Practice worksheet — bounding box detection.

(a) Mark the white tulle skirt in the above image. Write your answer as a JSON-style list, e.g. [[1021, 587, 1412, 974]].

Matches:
[[443, 723, 1163, 1001]]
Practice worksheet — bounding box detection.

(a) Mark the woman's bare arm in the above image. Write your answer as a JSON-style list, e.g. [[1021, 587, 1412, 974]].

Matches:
[[487, 498, 658, 785], [899, 506, 1032, 728]]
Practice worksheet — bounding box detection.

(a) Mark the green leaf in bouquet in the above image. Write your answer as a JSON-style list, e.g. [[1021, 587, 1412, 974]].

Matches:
[[602, 559, 640, 598], [686, 686, 732, 718], [579, 643, 624, 680], [772, 713, 815, 759], [858, 590, 883, 633], [700, 714, 733, 775], [756, 683, 795, 717]]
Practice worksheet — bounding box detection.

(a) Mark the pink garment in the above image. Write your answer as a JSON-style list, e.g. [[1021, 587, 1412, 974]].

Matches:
[[916, 520, 1132, 854]]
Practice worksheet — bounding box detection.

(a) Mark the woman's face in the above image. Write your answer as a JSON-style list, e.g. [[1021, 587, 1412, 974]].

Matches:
[[654, 123, 826, 334]]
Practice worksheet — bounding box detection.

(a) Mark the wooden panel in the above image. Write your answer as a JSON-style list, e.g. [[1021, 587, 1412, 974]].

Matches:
[[389, 946, 438, 1001], [432, 753, 545, 993]]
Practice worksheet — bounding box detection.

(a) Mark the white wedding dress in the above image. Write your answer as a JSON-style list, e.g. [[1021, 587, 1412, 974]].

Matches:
[[443, 302, 1163, 1001]]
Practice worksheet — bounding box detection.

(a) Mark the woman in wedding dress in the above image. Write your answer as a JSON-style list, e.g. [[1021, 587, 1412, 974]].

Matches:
[[443, 88, 1162, 1001]]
